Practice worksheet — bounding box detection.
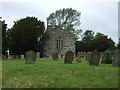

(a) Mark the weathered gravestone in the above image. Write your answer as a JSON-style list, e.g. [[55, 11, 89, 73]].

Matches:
[[64, 51, 74, 64], [20, 55, 24, 59], [76, 52, 82, 63], [36, 52, 40, 58], [25, 50, 36, 64], [80, 52, 86, 58], [86, 52, 92, 62], [101, 50, 113, 64], [112, 50, 120, 66], [52, 52, 58, 60], [89, 50, 100, 66]]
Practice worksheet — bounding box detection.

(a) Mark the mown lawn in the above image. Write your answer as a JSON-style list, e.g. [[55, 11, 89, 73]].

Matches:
[[2, 58, 119, 88]]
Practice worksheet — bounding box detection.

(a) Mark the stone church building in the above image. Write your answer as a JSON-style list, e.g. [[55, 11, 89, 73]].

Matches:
[[44, 26, 75, 57]]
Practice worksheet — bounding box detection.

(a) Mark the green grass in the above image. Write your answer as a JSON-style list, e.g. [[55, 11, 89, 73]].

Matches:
[[2, 58, 119, 88]]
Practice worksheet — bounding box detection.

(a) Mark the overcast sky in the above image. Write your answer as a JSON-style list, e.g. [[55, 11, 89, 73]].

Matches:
[[0, 0, 119, 44]]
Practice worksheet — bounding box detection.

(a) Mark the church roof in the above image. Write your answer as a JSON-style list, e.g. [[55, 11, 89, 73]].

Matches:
[[46, 26, 75, 37]]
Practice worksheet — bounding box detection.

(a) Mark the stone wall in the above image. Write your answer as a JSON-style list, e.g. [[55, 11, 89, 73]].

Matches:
[[44, 27, 75, 57]]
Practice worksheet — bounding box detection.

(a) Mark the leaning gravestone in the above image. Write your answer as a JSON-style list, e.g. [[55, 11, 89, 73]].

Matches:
[[64, 51, 74, 64], [89, 50, 100, 66], [86, 52, 92, 62], [101, 50, 112, 64], [112, 50, 120, 66], [20, 55, 24, 59], [25, 50, 36, 64], [76, 52, 82, 63], [52, 52, 58, 60], [36, 52, 40, 58]]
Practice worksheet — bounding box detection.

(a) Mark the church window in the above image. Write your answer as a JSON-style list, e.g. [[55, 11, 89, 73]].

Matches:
[[56, 37, 63, 50]]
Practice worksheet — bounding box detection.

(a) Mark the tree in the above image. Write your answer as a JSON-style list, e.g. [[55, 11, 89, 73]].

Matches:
[[82, 30, 94, 44], [81, 30, 94, 52], [2, 20, 8, 55], [47, 8, 81, 34], [94, 32, 105, 40], [76, 41, 88, 55], [90, 36, 115, 52], [7, 17, 48, 55]]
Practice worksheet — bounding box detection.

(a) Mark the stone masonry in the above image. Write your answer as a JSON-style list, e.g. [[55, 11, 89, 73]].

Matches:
[[44, 26, 75, 57]]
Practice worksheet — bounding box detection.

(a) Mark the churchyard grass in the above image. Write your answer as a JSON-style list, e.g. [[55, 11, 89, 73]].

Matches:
[[2, 58, 119, 88]]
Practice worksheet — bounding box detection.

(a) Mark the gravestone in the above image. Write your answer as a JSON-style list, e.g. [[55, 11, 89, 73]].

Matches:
[[80, 52, 86, 58], [76, 52, 81, 63], [20, 55, 24, 59], [36, 52, 40, 58], [7, 55, 12, 60], [99, 52, 104, 64], [52, 52, 58, 60], [86, 52, 92, 62], [112, 50, 120, 66], [89, 50, 100, 66], [64, 51, 74, 64], [16, 55, 19, 59], [83, 52, 87, 57], [25, 50, 36, 64], [101, 50, 112, 64]]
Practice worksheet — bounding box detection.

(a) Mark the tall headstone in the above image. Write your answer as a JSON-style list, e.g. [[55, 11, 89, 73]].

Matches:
[[64, 51, 74, 64], [36, 52, 40, 58], [25, 50, 36, 64], [89, 50, 100, 66], [112, 50, 120, 66], [99, 52, 104, 64], [52, 52, 58, 60], [86, 52, 92, 62], [20, 55, 24, 59], [76, 52, 82, 63], [101, 50, 112, 64]]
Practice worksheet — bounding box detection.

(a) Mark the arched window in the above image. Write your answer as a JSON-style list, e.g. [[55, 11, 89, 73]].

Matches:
[[56, 37, 63, 50]]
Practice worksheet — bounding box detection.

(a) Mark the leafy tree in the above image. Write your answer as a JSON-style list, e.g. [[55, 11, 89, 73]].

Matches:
[[80, 30, 94, 52], [2, 20, 8, 55], [94, 32, 105, 40], [82, 30, 94, 44], [47, 8, 81, 34], [7, 17, 48, 55], [90, 36, 115, 52], [76, 41, 88, 55]]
